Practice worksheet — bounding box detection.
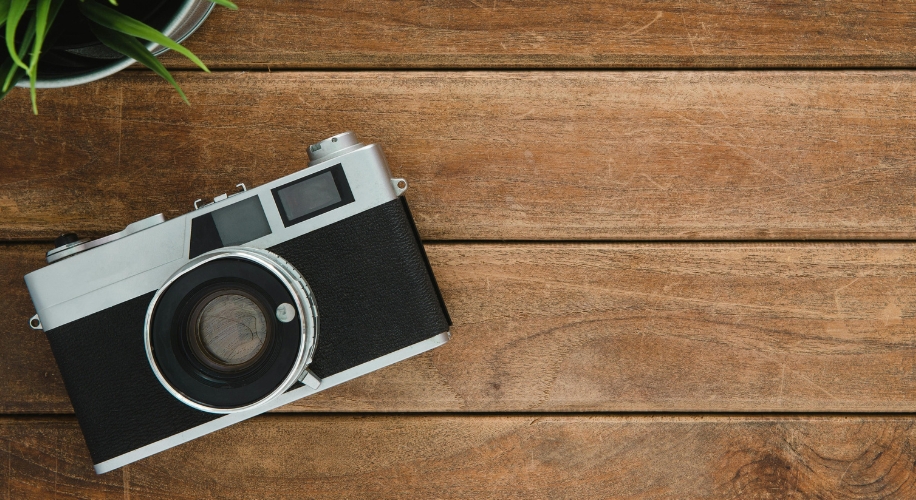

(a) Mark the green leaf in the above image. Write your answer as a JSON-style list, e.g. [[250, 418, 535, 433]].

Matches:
[[0, 0, 11, 30], [27, 0, 51, 111], [5, 0, 30, 71], [0, 57, 26, 101], [79, 0, 209, 73], [28, 0, 52, 73], [2, 11, 32, 92], [88, 22, 189, 104], [27, 0, 64, 113], [208, 0, 238, 10]]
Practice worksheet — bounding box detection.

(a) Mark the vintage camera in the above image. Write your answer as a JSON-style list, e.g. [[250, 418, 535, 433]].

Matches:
[[24, 132, 451, 474]]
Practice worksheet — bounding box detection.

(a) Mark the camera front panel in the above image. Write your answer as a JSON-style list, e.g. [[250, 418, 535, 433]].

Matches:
[[43, 196, 450, 469]]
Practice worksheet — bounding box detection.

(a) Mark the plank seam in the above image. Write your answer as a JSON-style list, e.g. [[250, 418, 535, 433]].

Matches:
[[126, 67, 916, 73], [10, 240, 916, 247], [4, 412, 916, 420]]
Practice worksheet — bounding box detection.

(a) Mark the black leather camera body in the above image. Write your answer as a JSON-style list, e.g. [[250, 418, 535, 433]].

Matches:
[[24, 132, 451, 473]]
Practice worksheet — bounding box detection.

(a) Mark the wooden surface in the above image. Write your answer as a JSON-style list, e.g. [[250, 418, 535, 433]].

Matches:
[[5, 416, 916, 498], [155, 0, 916, 69], [3, 71, 916, 241], [5, 242, 916, 414], [3, 1, 916, 498]]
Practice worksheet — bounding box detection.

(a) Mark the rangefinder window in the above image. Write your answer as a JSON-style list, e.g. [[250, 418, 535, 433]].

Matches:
[[189, 196, 272, 258], [271, 164, 354, 227]]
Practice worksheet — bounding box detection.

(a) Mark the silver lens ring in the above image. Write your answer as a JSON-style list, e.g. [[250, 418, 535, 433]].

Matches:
[[144, 247, 318, 414]]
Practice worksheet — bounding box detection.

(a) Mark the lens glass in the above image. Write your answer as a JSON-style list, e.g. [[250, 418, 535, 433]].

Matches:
[[189, 290, 271, 372]]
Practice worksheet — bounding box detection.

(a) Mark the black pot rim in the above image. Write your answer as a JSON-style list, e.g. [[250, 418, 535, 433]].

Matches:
[[17, 0, 214, 89]]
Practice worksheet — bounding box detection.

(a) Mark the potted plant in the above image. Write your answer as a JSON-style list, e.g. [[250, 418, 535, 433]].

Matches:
[[0, 0, 236, 113]]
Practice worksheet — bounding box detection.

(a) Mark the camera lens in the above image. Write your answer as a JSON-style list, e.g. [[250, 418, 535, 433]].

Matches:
[[187, 289, 272, 373], [146, 249, 318, 413]]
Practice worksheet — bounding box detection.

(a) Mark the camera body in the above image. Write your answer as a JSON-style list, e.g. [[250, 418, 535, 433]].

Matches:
[[24, 132, 451, 474]]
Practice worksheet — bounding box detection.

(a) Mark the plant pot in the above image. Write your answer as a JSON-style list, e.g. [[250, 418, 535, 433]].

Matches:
[[17, 0, 215, 89]]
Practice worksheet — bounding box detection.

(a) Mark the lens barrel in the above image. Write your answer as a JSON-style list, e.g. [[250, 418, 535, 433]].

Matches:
[[144, 248, 318, 414]]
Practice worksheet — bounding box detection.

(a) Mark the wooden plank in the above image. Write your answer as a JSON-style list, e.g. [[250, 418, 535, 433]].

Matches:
[[0, 247, 69, 414], [5, 242, 916, 414], [151, 0, 916, 69], [2, 71, 916, 241], [3, 415, 916, 498]]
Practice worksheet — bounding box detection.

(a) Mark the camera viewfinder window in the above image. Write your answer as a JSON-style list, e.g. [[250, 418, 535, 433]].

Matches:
[[271, 164, 355, 227], [278, 171, 340, 219], [211, 196, 272, 246], [189, 196, 273, 258]]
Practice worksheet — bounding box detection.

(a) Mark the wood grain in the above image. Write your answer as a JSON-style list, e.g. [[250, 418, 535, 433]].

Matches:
[[6, 242, 916, 414], [3, 71, 916, 241], [3, 415, 916, 498], [5, 2, 915, 496], [152, 0, 916, 69]]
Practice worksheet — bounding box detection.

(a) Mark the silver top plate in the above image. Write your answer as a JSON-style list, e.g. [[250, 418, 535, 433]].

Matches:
[[26, 140, 402, 331], [47, 214, 167, 263]]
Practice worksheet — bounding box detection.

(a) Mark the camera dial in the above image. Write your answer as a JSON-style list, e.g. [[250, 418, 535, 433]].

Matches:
[[47, 233, 91, 259], [54, 233, 82, 247], [307, 131, 364, 166]]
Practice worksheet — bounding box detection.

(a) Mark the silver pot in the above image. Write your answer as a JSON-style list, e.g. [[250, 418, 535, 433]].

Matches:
[[18, 0, 215, 89]]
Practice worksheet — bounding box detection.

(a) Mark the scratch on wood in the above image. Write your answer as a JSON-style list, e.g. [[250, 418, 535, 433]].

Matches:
[[625, 12, 663, 37], [833, 277, 860, 315], [838, 453, 856, 485], [753, 349, 841, 402], [639, 173, 671, 190], [672, 112, 829, 207], [790, 367, 841, 402], [466, 0, 495, 11], [515, 108, 534, 120], [677, 0, 697, 55]]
